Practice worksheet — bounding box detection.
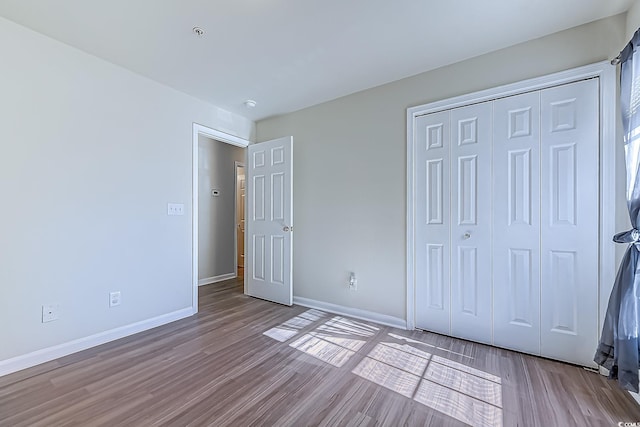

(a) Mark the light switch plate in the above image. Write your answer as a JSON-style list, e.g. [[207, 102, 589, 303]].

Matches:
[[167, 203, 184, 216], [110, 291, 121, 307]]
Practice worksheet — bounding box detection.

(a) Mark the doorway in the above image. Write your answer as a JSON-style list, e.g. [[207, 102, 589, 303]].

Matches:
[[197, 136, 245, 288], [192, 124, 250, 313]]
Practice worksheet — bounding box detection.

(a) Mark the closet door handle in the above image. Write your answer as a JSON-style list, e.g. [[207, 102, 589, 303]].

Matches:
[[463, 232, 471, 239]]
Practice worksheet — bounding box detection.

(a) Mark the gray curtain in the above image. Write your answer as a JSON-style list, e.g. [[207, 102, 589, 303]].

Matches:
[[595, 28, 640, 392]]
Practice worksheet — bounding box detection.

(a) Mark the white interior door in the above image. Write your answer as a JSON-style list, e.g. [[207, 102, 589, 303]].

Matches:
[[246, 137, 293, 306], [492, 91, 541, 355], [540, 79, 598, 367], [415, 110, 451, 334], [450, 102, 492, 344]]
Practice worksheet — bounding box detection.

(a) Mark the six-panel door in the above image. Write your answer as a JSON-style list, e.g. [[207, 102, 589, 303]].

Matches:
[[540, 79, 598, 367], [415, 110, 451, 335], [493, 91, 542, 355], [246, 137, 293, 306], [413, 78, 599, 366], [450, 102, 492, 344]]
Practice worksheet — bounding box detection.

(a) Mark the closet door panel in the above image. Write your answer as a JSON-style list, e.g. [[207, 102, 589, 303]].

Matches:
[[450, 102, 492, 344], [415, 111, 451, 334], [540, 79, 598, 367], [493, 91, 541, 355]]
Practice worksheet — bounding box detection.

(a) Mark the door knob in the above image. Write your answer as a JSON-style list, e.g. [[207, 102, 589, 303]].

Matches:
[[463, 232, 471, 239], [283, 226, 290, 232]]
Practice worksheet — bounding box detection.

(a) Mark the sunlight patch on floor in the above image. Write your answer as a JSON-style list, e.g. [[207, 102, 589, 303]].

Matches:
[[430, 354, 501, 384], [351, 343, 427, 398], [414, 378, 502, 427], [315, 316, 378, 338], [289, 332, 364, 367], [388, 333, 475, 360], [262, 309, 326, 342], [353, 341, 502, 427], [263, 312, 503, 426]]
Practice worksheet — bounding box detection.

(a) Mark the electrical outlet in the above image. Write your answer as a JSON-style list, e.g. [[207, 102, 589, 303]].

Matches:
[[167, 203, 184, 216], [42, 304, 60, 323], [110, 291, 121, 307]]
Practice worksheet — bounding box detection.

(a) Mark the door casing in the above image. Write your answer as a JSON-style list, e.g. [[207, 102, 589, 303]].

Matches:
[[235, 161, 246, 274]]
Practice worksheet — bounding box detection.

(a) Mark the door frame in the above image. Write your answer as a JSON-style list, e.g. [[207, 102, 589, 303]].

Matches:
[[234, 160, 246, 282], [406, 61, 617, 333], [192, 123, 249, 314]]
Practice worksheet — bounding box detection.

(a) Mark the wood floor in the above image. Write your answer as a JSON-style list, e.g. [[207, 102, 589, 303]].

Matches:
[[1, 279, 639, 426]]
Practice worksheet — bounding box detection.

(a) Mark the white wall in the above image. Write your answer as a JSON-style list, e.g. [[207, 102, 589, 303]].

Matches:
[[0, 16, 254, 366], [256, 14, 626, 322], [198, 136, 245, 283]]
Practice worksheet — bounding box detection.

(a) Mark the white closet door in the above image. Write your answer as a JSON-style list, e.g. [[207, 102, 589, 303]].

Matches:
[[450, 102, 492, 344], [415, 110, 451, 334], [493, 92, 541, 355], [540, 79, 598, 367]]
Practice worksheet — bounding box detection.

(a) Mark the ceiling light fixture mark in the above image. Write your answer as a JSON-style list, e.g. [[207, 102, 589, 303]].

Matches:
[[244, 100, 257, 108]]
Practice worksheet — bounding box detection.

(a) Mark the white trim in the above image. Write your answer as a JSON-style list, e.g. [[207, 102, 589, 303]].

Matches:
[[294, 297, 407, 330], [234, 161, 246, 276], [0, 308, 192, 377], [597, 65, 617, 341], [192, 123, 250, 314], [406, 61, 617, 335], [407, 62, 614, 118], [406, 91, 417, 330], [198, 273, 236, 286]]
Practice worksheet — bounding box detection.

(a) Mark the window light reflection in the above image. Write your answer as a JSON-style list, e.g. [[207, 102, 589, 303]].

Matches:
[[263, 312, 503, 426], [353, 342, 503, 427], [262, 309, 326, 342], [289, 332, 364, 367], [352, 356, 420, 398], [414, 379, 502, 427]]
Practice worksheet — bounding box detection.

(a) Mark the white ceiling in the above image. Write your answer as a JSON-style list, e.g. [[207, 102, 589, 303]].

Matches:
[[0, 1, 633, 121]]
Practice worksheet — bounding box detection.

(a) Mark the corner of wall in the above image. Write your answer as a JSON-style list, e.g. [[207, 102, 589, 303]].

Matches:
[[626, 1, 640, 40]]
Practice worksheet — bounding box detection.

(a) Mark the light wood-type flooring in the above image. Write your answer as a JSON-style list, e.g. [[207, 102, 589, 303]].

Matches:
[[2, 278, 640, 426]]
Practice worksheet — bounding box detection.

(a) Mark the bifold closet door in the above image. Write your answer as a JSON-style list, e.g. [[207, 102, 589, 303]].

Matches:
[[415, 110, 451, 335], [540, 79, 598, 367], [450, 102, 492, 344], [414, 79, 599, 367], [492, 91, 541, 355]]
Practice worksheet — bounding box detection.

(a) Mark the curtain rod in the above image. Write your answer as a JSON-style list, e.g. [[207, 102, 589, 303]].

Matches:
[[611, 54, 621, 65]]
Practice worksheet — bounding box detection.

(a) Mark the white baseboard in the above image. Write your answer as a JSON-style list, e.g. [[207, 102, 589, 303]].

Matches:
[[293, 296, 407, 330], [198, 273, 236, 286], [0, 307, 194, 377]]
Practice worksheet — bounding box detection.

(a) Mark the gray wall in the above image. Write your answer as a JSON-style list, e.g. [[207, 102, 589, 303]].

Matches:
[[0, 16, 254, 364], [256, 14, 627, 323], [198, 136, 245, 283], [627, 0, 640, 39]]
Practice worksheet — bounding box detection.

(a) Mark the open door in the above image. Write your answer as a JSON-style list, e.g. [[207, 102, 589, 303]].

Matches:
[[246, 136, 293, 305]]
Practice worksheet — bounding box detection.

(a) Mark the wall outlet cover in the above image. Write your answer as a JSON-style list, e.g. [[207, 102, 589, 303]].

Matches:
[[42, 304, 60, 323]]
